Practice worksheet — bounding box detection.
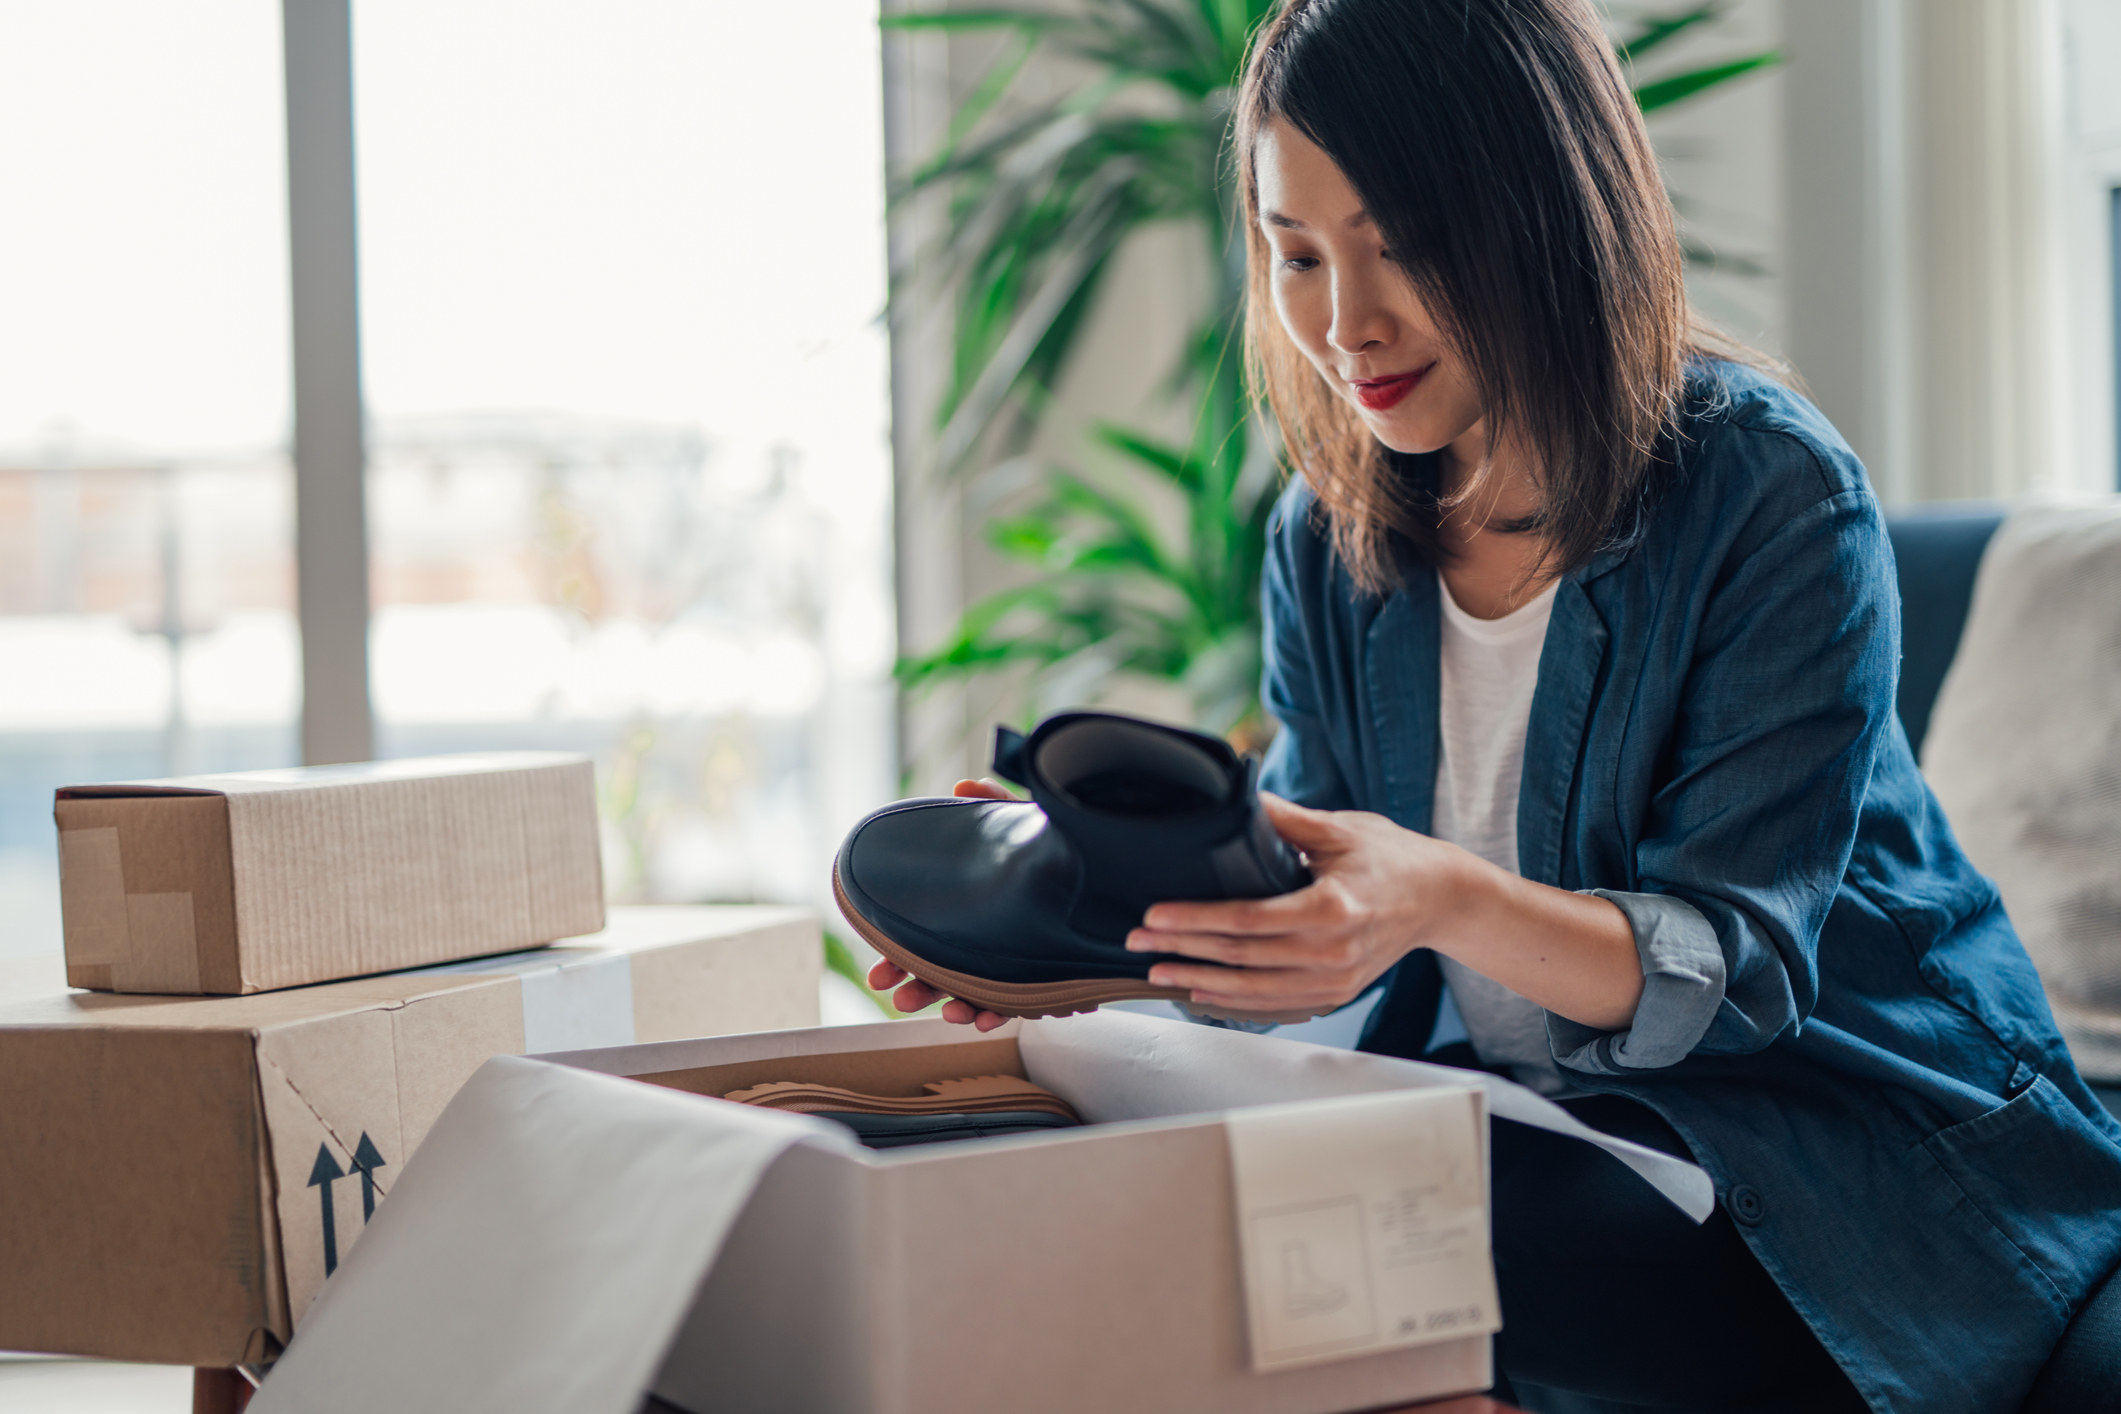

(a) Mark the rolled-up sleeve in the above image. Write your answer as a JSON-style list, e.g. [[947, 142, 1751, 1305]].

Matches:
[[1550, 890, 1727, 1072]]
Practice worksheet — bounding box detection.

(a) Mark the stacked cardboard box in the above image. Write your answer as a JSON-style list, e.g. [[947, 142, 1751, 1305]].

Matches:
[[55, 753, 607, 994], [9, 753, 824, 1367]]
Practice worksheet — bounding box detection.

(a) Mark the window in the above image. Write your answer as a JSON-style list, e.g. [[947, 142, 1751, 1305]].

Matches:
[[2061, 0, 2121, 493], [0, 1, 294, 957], [0, 1, 895, 960], [354, 0, 895, 910]]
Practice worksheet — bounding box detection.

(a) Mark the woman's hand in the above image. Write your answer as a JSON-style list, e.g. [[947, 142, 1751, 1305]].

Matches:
[[863, 777, 1017, 1032], [1125, 794, 1461, 1015], [1128, 793, 1647, 1028], [866, 785, 1646, 1033]]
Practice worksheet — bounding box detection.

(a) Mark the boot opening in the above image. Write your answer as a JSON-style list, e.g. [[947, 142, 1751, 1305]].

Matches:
[[1038, 718, 1229, 817]]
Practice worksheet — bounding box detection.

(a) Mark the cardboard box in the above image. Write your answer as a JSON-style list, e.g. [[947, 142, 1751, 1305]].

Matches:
[[258, 1012, 1630, 1414], [55, 752, 605, 995], [623, 1018, 1495, 1414], [0, 905, 820, 1368]]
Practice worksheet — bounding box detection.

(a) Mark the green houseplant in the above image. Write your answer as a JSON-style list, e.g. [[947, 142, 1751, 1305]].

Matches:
[[888, 0, 1777, 742]]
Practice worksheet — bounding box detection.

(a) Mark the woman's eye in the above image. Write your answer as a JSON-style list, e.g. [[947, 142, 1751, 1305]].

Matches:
[[1280, 255, 1318, 273]]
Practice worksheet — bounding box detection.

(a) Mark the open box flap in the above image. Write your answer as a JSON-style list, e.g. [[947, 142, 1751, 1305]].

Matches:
[[1019, 1009, 1715, 1222], [249, 1054, 858, 1414]]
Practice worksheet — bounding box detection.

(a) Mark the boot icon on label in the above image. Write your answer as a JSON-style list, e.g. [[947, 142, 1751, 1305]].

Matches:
[[1281, 1239, 1349, 1318], [1246, 1196, 1377, 1361], [1228, 1088, 1499, 1372]]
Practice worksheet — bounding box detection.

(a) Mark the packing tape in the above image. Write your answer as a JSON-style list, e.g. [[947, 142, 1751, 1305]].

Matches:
[[519, 952, 638, 1055], [124, 890, 201, 993], [411, 945, 643, 1055], [56, 826, 202, 992]]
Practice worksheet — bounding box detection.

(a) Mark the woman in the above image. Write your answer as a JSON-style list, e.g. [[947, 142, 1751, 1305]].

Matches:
[[871, 1, 2121, 1409]]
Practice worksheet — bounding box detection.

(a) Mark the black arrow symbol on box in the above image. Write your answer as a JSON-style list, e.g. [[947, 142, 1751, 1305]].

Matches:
[[350, 1132, 386, 1222], [308, 1143, 345, 1275]]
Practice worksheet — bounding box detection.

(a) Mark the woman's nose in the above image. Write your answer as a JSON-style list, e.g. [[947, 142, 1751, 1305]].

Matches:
[[1326, 274, 1395, 355]]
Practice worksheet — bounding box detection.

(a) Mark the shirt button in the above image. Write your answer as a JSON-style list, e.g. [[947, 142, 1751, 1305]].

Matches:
[[1729, 1186, 1766, 1226]]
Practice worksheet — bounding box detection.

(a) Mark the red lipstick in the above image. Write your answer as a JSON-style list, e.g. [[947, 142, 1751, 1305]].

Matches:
[[1349, 365, 1429, 411]]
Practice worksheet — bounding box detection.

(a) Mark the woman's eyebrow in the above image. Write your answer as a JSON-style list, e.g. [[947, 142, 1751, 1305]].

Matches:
[[1261, 209, 1374, 231]]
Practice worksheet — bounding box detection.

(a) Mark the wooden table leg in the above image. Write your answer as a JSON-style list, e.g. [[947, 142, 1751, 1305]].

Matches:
[[192, 1367, 254, 1414]]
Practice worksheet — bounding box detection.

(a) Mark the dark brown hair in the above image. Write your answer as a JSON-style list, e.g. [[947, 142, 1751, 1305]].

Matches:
[[1237, 0, 1706, 592]]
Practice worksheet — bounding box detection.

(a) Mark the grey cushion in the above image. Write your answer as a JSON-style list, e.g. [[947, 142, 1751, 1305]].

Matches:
[[1922, 500, 2121, 1082]]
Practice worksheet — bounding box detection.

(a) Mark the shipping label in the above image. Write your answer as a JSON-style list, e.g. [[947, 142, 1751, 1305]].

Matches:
[[1224, 1085, 1500, 1373]]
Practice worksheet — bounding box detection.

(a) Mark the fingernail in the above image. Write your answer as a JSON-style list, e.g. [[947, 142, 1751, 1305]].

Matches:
[[1148, 969, 1170, 987], [1124, 931, 1146, 951]]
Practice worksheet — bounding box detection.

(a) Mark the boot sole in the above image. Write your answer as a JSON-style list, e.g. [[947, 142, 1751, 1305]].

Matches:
[[832, 863, 1329, 1026]]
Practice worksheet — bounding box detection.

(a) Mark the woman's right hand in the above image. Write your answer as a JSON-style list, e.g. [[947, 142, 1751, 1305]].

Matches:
[[861, 777, 1018, 1032]]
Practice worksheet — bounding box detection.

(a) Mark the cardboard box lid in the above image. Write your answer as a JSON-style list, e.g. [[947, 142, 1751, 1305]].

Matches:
[[0, 904, 810, 1033], [54, 751, 588, 801], [55, 752, 606, 994]]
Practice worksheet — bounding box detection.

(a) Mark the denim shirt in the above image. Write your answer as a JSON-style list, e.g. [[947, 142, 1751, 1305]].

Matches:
[[1258, 362, 2121, 1414]]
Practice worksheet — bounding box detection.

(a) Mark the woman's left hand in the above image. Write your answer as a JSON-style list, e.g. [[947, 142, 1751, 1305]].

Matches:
[[1127, 793, 1475, 1015]]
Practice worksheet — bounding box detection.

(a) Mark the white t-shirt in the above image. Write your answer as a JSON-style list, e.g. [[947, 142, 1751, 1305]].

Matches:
[[1430, 572, 1575, 1095]]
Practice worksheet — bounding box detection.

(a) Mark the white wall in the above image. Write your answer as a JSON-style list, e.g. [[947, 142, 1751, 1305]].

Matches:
[[1787, 0, 2111, 504], [1784, 0, 1908, 497], [2060, 0, 2121, 496], [1639, 0, 1789, 358], [1907, 0, 2071, 503]]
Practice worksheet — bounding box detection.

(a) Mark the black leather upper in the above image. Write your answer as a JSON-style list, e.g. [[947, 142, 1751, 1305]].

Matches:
[[838, 795, 1160, 982], [836, 710, 1310, 986], [998, 711, 1307, 937]]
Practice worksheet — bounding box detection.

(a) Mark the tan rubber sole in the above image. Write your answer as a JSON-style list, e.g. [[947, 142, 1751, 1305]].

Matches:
[[725, 1077, 1081, 1122], [832, 863, 1328, 1026]]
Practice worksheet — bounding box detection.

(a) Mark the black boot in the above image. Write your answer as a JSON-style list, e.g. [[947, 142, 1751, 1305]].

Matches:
[[832, 710, 1311, 1019]]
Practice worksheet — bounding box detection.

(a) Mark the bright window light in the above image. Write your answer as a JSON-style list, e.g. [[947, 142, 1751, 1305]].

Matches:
[[0, 1, 896, 958], [354, 0, 896, 910], [0, 0, 295, 958]]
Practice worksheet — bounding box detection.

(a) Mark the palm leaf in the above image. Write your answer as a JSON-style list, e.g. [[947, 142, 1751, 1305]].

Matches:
[[889, 0, 1237, 466], [1091, 423, 1202, 492], [1615, 4, 1721, 65], [935, 171, 1137, 466], [1633, 51, 1779, 113], [879, 8, 1067, 33]]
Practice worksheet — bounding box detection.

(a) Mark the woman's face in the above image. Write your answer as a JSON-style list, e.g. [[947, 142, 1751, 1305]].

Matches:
[[1254, 118, 1485, 457]]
